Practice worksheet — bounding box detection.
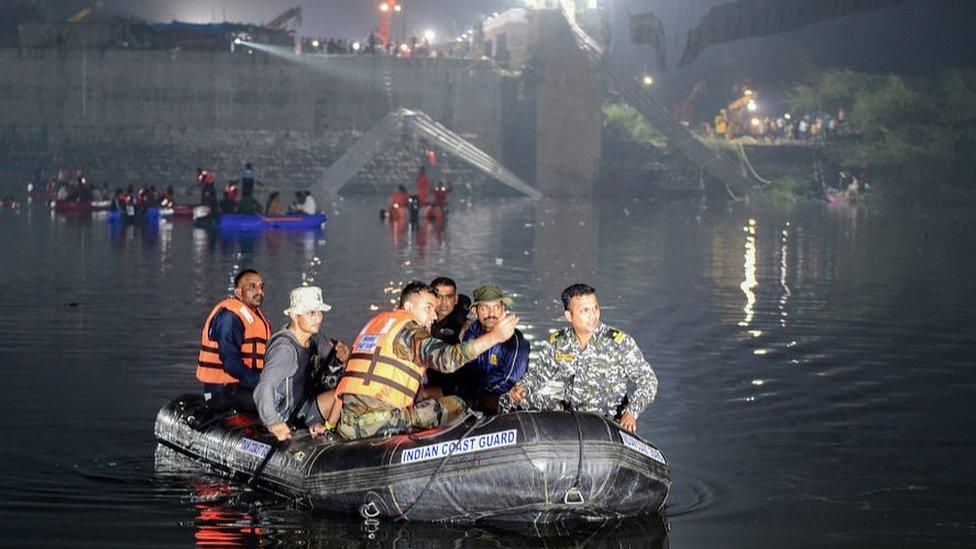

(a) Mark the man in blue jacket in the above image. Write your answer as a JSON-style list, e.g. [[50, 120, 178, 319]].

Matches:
[[459, 285, 529, 414]]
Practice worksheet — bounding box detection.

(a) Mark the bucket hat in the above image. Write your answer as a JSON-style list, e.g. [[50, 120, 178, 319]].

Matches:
[[284, 286, 332, 316]]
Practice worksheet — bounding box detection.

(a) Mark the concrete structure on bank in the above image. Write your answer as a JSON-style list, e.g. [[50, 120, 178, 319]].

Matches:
[[486, 7, 604, 197], [0, 49, 504, 194], [0, 4, 707, 199]]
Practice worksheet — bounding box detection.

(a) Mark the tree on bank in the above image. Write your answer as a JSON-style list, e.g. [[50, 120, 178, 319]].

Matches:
[[787, 68, 976, 189]]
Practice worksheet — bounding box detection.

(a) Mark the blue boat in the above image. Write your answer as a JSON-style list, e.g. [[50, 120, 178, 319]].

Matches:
[[218, 213, 327, 230]]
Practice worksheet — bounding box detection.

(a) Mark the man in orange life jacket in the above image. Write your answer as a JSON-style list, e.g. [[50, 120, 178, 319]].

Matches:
[[196, 269, 271, 413], [335, 281, 518, 440]]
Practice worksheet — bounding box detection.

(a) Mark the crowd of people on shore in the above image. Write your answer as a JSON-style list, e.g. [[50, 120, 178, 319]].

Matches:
[[195, 271, 658, 442], [300, 30, 473, 59], [710, 106, 847, 144]]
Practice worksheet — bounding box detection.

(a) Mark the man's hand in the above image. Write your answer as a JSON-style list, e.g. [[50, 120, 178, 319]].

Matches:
[[308, 423, 328, 438], [620, 411, 637, 433], [508, 384, 526, 404], [492, 313, 519, 344], [268, 422, 292, 441], [333, 340, 350, 363]]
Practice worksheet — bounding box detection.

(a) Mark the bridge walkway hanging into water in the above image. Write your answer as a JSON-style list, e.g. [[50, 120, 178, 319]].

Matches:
[[561, 8, 752, 197], [316, 108, 542, 199]]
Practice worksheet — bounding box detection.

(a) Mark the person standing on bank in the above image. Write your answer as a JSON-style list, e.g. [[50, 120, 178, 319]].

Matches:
[[255, 286, 350, 441], [335, 281, 518, 440], [501, 283, 657, 433], [196, 269, 271, 412]]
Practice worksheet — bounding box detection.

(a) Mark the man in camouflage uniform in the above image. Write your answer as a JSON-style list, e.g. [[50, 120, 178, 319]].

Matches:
[[337, 281, 519, 440], [501, 283, 657, 432]]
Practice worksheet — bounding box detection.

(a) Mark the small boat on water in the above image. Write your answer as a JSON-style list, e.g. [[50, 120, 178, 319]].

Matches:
[[826, 190, 851, 206], [52, 199, 110, 213], [171, 204, 195, 218], [154, 394, 670, 523], [107, 207, 183, 224], [218, 213, 327, 231]]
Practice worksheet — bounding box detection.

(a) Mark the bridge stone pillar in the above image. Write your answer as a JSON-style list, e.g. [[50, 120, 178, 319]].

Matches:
[[532, 9, 602, 197]]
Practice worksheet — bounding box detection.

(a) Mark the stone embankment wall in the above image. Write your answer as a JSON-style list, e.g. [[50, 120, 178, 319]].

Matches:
[[0, 49, 503, 196], [599, 136, 702, 197]]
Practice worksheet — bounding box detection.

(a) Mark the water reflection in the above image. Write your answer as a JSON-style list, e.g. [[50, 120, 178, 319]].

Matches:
[[739, 218, 758, 327], [4, 197, 976, 547], [778, 223, 792, 328]]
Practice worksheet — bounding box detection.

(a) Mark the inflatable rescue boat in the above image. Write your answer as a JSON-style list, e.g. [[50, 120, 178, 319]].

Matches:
[[154, 394, 670, 523]]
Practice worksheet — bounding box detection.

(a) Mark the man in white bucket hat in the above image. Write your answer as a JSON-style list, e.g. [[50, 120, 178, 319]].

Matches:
[[255, 286, 349, 441]]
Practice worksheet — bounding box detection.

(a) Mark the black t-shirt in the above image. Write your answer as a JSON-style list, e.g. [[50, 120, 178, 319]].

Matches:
[[430, 294, 471, 344]]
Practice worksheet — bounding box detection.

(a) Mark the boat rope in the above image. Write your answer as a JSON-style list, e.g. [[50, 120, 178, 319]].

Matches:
[[395, 409, 486, 521], [564, 408, 586, 505], [562, 372, 586, 505]]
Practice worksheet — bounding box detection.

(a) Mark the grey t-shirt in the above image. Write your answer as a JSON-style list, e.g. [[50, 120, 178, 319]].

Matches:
[[254, 328, 319, 428]]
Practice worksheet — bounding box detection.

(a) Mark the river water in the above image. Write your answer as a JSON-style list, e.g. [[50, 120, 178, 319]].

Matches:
[[0, 195, 973, 547]]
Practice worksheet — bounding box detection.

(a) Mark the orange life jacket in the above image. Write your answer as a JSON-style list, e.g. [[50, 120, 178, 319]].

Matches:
[[336, 310, 425, 408], [196, 298, 270, 384]]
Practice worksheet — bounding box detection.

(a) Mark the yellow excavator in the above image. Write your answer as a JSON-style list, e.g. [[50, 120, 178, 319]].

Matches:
[[724, 88, 757, 139]]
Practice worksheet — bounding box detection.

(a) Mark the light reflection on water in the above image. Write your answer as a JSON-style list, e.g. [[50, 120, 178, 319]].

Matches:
[[0, 196, 974, 547]]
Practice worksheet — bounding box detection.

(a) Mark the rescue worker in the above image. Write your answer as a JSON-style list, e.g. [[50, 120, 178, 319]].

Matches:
[[457, 285, 529, 414], [219, 183, 238, 214], [198, 169, 217, 211], [109, 188, 125, 213], [714, 109, 728, 139], [429, 276, 470, 344], [196, 269, 271, 413], [389, 185, 409, 211], [335, 281, 518, 440], [431, 180, 452, 208], [414, 166, 429, 205], [255, 286, 350, 441], [501, 283, 657, 433], [425, 276, 472, 397], [241, 162, 255, 197], [237, 192, 262, 215]]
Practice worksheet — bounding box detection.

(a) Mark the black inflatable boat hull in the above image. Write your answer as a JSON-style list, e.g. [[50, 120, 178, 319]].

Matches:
[[154, 394, 670, 523]]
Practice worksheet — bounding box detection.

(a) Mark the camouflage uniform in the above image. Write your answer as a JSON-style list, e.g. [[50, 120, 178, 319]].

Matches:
[[499, 323, 657, 420], [337, 321, 474, 439]]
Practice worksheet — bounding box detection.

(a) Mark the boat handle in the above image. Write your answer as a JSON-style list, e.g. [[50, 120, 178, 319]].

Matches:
[[360, 501, 380, 519], [564, 486, 585, 505]]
